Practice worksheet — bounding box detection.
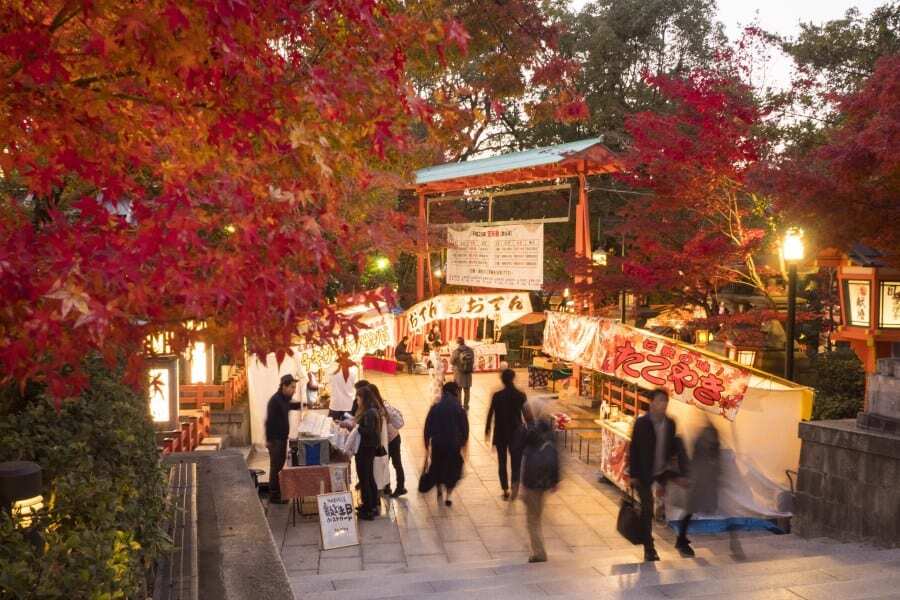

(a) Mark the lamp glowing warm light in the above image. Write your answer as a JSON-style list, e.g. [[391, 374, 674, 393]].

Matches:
[[190, 342, 207, 383], [149, 368, 171, 423], [433, 268, 443, 278], [224, 224, 236, 234], [695, 329, 710, 345], [783, 227, 805, 262], [591, 249, 608, 266], [374, 256, 390, 271], [563, 287, 571, 298], [736, 350, 757, 367]]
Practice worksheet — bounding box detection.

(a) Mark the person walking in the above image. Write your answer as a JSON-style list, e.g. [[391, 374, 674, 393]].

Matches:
[[520, 417, 559, 563], [265, 374, 304, 504], [677, 415, 721, 557], [423, 382, 469, 507], [628, 389, 687, 562], [349, 386, 383, 520], [485, 369, 528, 500], [450, 337, 475, 410], [328, 352, 358, 420]]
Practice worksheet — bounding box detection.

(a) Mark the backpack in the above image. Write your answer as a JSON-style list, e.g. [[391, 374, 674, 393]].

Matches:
[[386, 405, 404, 430], [522, 441, 560, 491], [458, 346, 475, 374]]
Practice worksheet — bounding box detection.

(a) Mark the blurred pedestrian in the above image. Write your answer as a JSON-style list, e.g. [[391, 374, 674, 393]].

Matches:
[[423, 382, 469, 507], [520, 417, 559, 563], [628, 389, 687, 562], [450, 337, 475, 410], [485, 369, 528, 500], [677, 415, 721, 557]]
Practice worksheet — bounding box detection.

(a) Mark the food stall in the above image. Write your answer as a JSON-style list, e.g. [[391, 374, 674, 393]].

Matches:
[[246, 300, 395, 448], [543, 311, 814, 528], [392, 292, 533, 372]]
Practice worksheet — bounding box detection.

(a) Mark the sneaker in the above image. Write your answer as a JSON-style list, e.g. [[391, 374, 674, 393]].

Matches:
[[676, 540, 695, 557], [358, 510, 376, 521], [502, 490, 510, 500], [644, 548, 660, 562], [391, 487, 408, 497], [528, 555, 547, 563], [444, 499, 453, 507]]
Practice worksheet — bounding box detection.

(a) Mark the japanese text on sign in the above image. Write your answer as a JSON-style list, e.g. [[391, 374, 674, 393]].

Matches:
[[297, 318, 394, 373], [404, 293, 532, 332], [317, 492, 359, 550], [446, 223, 544, 290], [542, 312, 750, 420]]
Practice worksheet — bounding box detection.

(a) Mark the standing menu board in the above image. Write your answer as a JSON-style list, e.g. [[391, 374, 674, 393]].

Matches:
[[446, 223, 543, 290], [317, 492, 359, 550]]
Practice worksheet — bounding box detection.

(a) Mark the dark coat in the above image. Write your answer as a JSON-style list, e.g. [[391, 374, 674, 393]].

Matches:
[[485, 385, 527, 447], [628, 413, 686, 487], [265, 391, 302, 442], [686, 424, 721, 514], [357, 407, 381, 449], [424, 392, 469, 450]]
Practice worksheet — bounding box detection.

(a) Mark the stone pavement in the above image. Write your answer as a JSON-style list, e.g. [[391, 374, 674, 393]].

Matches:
[[253, 371, 900, 599]]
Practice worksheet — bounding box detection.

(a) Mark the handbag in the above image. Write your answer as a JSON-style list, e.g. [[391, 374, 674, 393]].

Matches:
[[616, 488, 644, 545], [342, 425, 361, 455], [417, 456, 436, 494]]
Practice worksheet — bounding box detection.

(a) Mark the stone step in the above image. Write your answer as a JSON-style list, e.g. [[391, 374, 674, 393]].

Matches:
[[295, 545, 900, 599]]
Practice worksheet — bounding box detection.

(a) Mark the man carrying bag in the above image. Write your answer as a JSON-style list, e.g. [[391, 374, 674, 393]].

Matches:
[[625, 389, 687, 561]]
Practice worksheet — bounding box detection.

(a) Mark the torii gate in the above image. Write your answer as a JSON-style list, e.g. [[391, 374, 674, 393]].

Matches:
[[411, 138, 621, 302]]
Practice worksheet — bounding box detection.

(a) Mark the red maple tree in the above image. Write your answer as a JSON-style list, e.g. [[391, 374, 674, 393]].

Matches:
[[0, 1, 575, 398], [585, 54, 774, 316], [768, 53, 900, 264]]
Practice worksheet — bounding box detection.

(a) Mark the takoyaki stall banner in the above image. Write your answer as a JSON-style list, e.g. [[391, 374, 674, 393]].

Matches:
[[405, 293, 532, 333], [543, 312, 751, 421]]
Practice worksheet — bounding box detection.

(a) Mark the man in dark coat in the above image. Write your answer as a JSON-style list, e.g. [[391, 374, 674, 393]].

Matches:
[[485, 369, 528, 500], [629, 389, 686, 561], [395, 336, 415, 373], [265, 374, 303, 503], [450, 337, 474, 410]]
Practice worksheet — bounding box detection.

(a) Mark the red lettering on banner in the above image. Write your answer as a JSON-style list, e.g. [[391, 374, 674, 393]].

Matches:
[[668, 362, 699, 394], [694, 374, 725, 406], [695, 359, 710, 373], [678, 352, 693, 364], [640, 354, 669, 386], [642, 339, 658, 352], [660, 345, 676, 359], [613, 341, 644, 378]]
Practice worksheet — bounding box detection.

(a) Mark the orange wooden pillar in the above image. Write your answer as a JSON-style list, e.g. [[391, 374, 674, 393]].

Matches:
[[417, 190, 426, 301], [574, 164, 593, 315]]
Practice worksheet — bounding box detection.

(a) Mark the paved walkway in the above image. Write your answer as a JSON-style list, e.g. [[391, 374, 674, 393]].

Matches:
[[259, 370, 690, 593]]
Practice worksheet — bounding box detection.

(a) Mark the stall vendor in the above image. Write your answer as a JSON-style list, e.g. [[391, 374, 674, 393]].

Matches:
[[265, 374, 303, 504], [395, 336, 416, 372], [424, 324, 442, 353]]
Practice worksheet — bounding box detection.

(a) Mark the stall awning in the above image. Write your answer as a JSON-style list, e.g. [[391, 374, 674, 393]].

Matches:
[[413, 138, 620, 194], [516, 312, 547, 325]]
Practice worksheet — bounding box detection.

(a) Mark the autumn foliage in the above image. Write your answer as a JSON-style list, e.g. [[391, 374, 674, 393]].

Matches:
[[587, 59, 771, 315], [0, 1, 578, 398], [770, 53, 900, 263]]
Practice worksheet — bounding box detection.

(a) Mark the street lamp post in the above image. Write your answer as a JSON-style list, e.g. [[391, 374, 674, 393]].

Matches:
[[782, 227, 805, 381]]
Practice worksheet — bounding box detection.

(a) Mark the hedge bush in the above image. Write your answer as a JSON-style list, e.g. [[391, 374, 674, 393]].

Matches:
[[809, 348, 866, 421], [0, 360, 167, 599]]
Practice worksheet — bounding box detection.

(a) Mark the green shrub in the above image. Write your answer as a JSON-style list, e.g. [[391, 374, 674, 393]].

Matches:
[[809, 349, 866, 420], [0, 359, 167, 599]]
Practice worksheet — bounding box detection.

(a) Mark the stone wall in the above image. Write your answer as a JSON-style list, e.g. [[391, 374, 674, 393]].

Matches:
[[211, 403, 250, 447], [794, 419, 900, 547]]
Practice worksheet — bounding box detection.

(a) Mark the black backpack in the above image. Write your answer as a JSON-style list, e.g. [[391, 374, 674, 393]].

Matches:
[[522, 440, 560, 490], [458, 347, 475, 374]]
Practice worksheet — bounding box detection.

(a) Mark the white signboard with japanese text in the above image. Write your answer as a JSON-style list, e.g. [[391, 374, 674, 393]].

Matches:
[[446, 223, 544, 290], [296, 315, 395, 373], [405, 293, 532, 333], [317, 492, 359, 550]]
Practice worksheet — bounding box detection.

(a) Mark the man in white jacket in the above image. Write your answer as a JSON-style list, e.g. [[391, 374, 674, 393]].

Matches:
[[328, 353, 358, 420]]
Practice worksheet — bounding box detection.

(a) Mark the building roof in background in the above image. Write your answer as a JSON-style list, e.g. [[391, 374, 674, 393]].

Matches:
[[413, 138, 620, 194]]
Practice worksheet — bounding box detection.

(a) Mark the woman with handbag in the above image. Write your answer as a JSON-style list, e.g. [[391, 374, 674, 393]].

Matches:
[[350, 386, 383, 520], [422, 382, 469, 507]]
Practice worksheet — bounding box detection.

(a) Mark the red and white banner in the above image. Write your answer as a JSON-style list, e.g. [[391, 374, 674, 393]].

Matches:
[[543, 312, 750, 420], [391, 316, 479, 356], [403, 293, 532, 333]]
